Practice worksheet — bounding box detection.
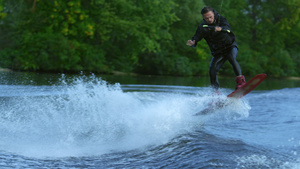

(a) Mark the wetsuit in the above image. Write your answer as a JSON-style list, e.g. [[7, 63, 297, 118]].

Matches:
[[190, 10, 242, 90]]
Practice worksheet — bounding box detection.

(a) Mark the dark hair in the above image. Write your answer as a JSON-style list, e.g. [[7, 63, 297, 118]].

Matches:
[[201, 7, 214, 15]]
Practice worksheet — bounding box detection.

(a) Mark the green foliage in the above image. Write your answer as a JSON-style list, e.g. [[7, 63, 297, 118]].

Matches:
[[0, 0, 299, 77], [0, 28, 107, 72], [136, 0, 207, 76], [104, 0, 179, 72], [0, 0, 109, 73], [0, 0, 6, 19]]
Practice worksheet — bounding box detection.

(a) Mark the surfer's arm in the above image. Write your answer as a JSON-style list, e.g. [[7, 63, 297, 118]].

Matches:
[[188, 25, 204, 47]]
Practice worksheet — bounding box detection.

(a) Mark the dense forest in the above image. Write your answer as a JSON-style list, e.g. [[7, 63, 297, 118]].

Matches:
[[0, 0, 299, 77]]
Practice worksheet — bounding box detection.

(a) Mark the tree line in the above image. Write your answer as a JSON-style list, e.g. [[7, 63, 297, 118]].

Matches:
[[0, 0, 299, 77]]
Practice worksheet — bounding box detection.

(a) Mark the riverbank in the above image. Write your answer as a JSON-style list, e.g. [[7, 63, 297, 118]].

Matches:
[[286, 76, 300, 80], [0, 68, 12, 72], [1, 67, 300, 81]]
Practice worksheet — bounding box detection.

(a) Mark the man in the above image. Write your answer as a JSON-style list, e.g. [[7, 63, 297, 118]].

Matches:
[[186, 7, 245, 91]]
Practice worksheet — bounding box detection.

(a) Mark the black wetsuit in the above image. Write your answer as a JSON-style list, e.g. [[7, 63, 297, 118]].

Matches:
[[190, 10, 242, 90]]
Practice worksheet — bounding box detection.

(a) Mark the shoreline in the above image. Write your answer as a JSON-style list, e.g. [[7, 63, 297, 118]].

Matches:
[[285, 76, 300, 80], [0, 68, 12, 72], [1, 67, 300, 80]]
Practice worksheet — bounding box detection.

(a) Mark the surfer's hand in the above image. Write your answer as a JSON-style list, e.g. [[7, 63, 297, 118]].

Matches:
[[186, 40, 195, 46], [215, 26, 222, 32]]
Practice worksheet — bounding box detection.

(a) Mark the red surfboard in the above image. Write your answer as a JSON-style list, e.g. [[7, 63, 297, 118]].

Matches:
[[195, 74, 267, 115], [227, 74, 267, 98]]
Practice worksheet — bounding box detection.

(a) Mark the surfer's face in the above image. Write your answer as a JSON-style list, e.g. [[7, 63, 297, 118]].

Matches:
[[203, 11, 215, 24]]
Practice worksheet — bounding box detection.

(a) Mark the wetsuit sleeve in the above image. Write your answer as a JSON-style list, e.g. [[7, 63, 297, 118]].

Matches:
[[190, 25, 204, 47], [219, 16, 231, 31]]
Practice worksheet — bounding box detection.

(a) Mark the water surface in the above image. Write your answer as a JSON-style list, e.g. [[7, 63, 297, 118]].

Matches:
[[0, 72, 299, 168]]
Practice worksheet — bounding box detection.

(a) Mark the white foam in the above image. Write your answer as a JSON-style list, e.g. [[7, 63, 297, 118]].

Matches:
[[236, 154, 300, 169], [0, 75, 250, 157]]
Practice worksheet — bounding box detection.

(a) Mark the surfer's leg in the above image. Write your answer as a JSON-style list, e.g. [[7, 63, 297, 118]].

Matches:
[[209, 55, 227, 90], [227, 47, 242, 76], [227, 47, 246, 89]]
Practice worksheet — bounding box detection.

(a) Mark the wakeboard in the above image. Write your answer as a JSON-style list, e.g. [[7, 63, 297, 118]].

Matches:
[[195, 74, 267, 115]]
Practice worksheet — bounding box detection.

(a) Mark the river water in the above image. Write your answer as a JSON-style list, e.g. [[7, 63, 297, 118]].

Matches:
[[0, 72, 299, 168]]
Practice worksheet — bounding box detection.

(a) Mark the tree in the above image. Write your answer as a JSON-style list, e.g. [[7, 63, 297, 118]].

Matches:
[[0, 0, 299, 77], [103, 0, 178, 72], [0, 0, 109, 72], [136, 0, 208, 76]]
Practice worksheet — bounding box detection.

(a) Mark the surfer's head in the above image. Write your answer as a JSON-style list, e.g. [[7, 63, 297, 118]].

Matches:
[[201, 7, 215, 24]]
